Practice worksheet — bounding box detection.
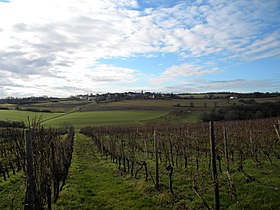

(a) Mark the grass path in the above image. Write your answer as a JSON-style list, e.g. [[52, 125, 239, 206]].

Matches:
[[41, 107, 77, 123], [54, 134, 163, 210]]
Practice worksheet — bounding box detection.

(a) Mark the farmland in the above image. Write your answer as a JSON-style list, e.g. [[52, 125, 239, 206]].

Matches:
[[0, 95, 280, 209], [0, 110, 61, 122], [44, 110, 168, 128], [0, 110, 168, 129]]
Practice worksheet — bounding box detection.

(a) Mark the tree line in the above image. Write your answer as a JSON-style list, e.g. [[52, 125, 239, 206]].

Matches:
[[202, 101, 280, 122]]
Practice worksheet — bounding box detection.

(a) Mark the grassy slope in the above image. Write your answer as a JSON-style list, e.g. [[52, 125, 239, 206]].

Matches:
[[0, 104, 15, 108], [55, 134, 163, 210], [0, 110, 168, 128], [44, 110, 167, 129], [0, 110, 61, 122]]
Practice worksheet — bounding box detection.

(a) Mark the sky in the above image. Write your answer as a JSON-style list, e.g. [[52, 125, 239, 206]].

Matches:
[[0, 0, 279, 98]]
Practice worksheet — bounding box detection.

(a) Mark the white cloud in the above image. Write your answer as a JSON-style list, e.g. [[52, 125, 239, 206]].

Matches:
[[153, 63, 218, 84], [0, 0, 279, 96], [160, 79, 280, 93], [0, 63, 140, 97]]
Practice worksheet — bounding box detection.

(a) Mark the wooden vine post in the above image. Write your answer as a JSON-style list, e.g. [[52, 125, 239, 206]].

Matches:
[[25, 130, 36, 210], [210, 121, 220, 210], [166, 165, 174, 195], [144, 138, 149, 159], [154, 130, 159, 190], [223, 126, 230, 172], [274, 124, 280, 141]]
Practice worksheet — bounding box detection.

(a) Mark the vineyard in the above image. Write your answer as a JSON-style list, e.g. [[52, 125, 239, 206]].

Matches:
[[0, 122, 74, 209], [1, 116, 280, 209], [80, 118, 280, 209]]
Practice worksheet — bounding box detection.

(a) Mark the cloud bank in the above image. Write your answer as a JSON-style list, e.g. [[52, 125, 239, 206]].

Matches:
[[0, 0, 279, 97]]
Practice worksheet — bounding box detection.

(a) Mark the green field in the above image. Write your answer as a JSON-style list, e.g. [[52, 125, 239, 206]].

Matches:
[[0, 110, 169, 128], [44, 110, 168, 128], [0, 104, 15, 108], [0, 110, 61, 122]]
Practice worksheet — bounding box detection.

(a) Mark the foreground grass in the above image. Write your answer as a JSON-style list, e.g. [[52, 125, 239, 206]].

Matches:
[[54, 134, 163, 210], [0, 172, 25, 209]]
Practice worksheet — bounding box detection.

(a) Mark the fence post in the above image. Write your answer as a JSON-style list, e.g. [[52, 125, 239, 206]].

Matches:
[[210, 121, 220, 210], [24, 130, 36, 210]]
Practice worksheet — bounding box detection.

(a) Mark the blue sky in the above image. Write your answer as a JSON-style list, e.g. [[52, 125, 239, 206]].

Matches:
[[0, 0, 279, 97]]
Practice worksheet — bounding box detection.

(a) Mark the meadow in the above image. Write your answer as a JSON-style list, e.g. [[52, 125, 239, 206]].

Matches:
[[0, 109, 169, 129], [0, 110, 61, 122], [44, 110, 168, 128]]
